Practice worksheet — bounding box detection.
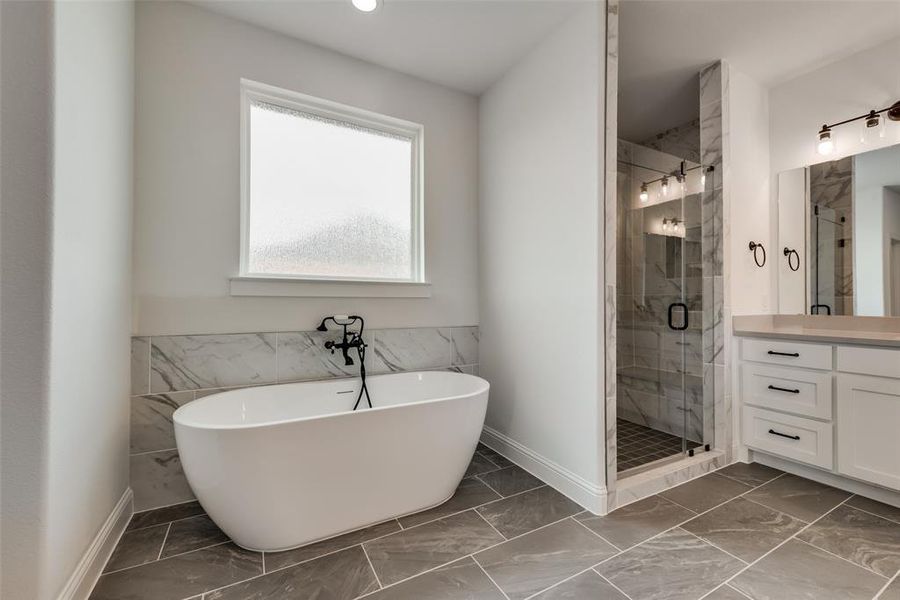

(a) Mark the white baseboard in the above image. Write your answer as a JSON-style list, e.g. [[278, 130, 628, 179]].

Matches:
[[57, 487, 133, 600], [480, 426, 608, 514]]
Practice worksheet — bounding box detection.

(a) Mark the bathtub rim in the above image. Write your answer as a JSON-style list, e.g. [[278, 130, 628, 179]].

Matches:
[[173, 370, 489, 431]]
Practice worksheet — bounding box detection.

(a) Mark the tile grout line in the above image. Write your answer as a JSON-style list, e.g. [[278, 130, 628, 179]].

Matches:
[[594, 569, 636, 600], [698, 582, 753, 600], [360, 544, 384, 589], [581, 470, 792, 586], [569, 515, 624, 552], [398, 479, 544, 532], [716, 494, 860, 593], [471, 556, 512, 600], [473, 509, 508, 542], [792, 537, 888, 580], [875, 570, 900, 599], [354, 511, 585, 600], [156, 523, 172, 562], [519, 565, 597, 600], [680, 527, 749, 566], [841, 500, 900, 528]]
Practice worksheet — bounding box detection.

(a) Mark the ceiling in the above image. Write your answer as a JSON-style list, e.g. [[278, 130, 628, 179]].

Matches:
[[619, 0, 900, 142], [190, 0, 586, 95]]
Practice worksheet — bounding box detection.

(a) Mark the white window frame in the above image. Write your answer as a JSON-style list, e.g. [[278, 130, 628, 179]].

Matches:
[[233, 79, 428, 297]]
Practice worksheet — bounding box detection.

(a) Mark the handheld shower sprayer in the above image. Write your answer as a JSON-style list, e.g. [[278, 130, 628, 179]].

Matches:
[[317, 315, 372, 410]]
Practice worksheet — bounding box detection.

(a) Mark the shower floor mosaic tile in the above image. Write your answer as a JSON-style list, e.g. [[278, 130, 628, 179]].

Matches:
[[617, 418, 702, 472], [91, 448, 900, 600]]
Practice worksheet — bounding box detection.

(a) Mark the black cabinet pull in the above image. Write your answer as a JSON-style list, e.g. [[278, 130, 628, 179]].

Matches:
[[768, 384, 800, 394], [767, 351, 800, 357], [768, 429, 800, 441]]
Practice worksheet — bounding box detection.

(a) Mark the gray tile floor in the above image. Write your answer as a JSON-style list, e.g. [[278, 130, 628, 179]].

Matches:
[[92, 448, 900, 600], [617, 418, 702, 472]]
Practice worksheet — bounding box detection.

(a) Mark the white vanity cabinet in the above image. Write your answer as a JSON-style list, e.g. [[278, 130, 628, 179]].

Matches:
[[835, 347, 900, 491], [738, 337, 900, 493]]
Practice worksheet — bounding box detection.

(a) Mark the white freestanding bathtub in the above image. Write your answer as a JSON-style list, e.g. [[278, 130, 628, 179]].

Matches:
[[173, 371, 489, 552]]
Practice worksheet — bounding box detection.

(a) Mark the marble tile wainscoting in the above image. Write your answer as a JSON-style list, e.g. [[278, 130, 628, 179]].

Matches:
[[129, 326, 479, 511]]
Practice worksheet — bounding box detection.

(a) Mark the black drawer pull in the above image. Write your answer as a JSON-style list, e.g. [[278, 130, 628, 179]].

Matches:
[[768, 429, 800, 441], [767, 351, 800, 357], [768, 384, 800, 394]]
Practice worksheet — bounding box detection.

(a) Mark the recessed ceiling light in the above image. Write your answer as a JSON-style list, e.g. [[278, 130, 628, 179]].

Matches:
[[352, 0, 379, 13]]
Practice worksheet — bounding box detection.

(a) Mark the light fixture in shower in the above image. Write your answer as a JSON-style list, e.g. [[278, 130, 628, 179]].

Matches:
[[816, 99, 899, 155]]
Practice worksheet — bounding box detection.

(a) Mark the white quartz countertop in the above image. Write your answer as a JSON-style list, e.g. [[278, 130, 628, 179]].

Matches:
[[733, 315, 900, 348]]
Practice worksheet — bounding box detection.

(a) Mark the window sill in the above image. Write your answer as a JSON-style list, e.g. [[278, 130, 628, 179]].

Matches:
[[229, 276, 432, 298]]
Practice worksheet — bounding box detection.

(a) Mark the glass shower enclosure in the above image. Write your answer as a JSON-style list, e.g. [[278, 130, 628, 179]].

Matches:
[[615, 141, 714, 474]]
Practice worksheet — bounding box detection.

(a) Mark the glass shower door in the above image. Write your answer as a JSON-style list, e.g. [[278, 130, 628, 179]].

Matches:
[[616, 150, 712, 474]]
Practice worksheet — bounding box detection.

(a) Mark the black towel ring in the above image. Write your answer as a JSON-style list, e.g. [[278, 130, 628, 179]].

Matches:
[[783, 247, 800, 272], [749, 241, 766, 268]]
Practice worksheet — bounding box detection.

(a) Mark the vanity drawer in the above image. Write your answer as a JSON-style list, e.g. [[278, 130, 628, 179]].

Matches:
[[742, 406, 833, 470], [741, 338, 832, 371], [741, 363, 832, 420], [837, 346, 900, 379]]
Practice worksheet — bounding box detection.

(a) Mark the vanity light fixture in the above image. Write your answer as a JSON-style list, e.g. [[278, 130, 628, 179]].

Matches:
[[639, 183, 649, 203], [352, 0, 379, 12], [816, 99, 900, 155], [861, 110, 886, 144], [817, 126, 834, 155], [661, 176, 669, 197]]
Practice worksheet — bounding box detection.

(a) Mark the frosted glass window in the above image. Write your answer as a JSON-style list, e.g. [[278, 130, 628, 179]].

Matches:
[[242, 86, 422, 281]]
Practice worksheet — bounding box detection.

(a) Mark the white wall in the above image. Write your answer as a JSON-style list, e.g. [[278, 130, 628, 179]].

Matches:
[[134, 2, 479, 336], [1, 2, 134, 597], [854, 144, 900, 316], [45, 2, 135, 594], [770, 37, 900, 174], [0, 3, 54, 597], [726, 66, 773, 315], [479, 5, 605, 502]]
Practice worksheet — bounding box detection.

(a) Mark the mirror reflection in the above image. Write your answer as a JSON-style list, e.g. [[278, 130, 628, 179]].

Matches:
[[779, 142, 900, 316]]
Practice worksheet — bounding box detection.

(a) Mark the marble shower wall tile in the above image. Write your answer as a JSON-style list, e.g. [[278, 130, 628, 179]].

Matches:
[[150, 334, 277, 393], [451, 326, 479, 366], [374, 327, 452, 372]]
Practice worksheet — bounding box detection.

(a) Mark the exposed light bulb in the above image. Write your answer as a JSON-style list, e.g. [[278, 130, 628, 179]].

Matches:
[[700, 170, 706, 187], [352, 0, 379, 12], [817, 126, 834, 155], [661, 176, 669, 197], [676, 174, 685, 194], [662, 218, 670, 233], [639, 183, 649, 203], [861, 110, 885, 144]]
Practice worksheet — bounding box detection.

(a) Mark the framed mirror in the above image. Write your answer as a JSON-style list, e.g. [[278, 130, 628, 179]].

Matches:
[[778, 141, 900, 316]]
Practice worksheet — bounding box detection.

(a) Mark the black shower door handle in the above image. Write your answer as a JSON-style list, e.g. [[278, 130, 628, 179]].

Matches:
[[668, 302, 689, 331]]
